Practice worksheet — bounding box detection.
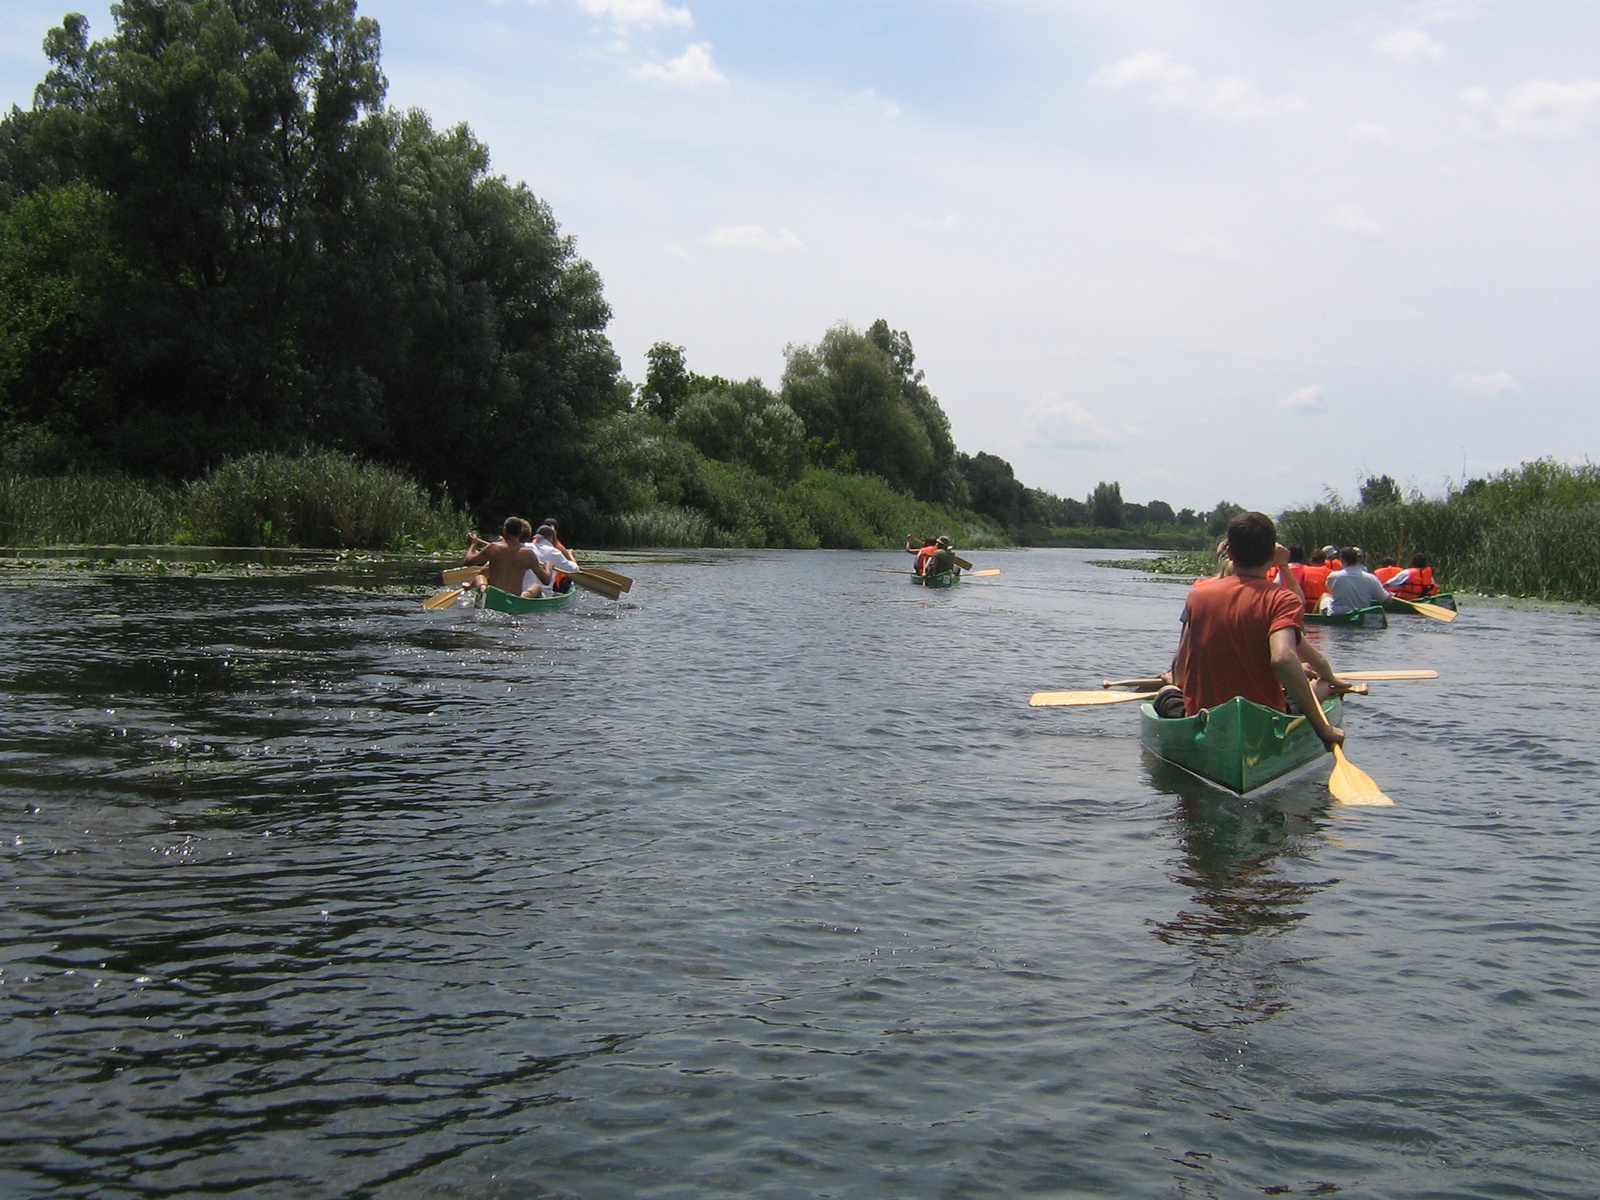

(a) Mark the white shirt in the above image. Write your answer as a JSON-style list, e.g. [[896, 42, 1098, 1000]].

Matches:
[[1325, 564, 1390, 614], [521, 538, 581, 593]]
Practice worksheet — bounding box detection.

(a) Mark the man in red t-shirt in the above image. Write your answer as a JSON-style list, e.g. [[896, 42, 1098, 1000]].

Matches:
[[1170, 511, 1347, 748]]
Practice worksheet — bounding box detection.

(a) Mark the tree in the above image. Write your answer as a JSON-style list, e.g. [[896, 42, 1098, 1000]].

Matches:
[[957, 450, 1027, 528], [1089, 480, 1124, 528], [1207, 501, 1245, 537], [1144, 500, 1176, 525], [673, 379, 805, 482], [782, 321, 966, 505], [1360, 474, 1402, 507]]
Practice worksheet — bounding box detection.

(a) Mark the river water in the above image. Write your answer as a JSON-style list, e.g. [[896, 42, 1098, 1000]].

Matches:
[[1, 548, 1596, 1199]]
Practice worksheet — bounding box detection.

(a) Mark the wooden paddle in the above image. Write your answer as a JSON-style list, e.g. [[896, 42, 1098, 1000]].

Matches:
[[441, 564, 485, 586], [423, 588, 464, 610], [1099, 670, 1438, 690], [582, 567, 633, 591], [1030, 690, 1151, 707], [953, 555, 974, 570], [569, 572, 624, 600], [1328, 745, 1393, 805], [1388, 597, 1458, 622], [968, 568, 1001, 577]]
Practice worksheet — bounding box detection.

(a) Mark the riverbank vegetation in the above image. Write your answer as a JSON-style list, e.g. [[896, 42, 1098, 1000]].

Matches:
[[0, 451, 468, 549], [0, 3, 1263, 551], [1278, 462, 1600, 604]]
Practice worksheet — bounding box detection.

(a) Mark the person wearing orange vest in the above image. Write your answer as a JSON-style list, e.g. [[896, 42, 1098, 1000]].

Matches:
[[541, 516, 579, 592], [906, 534, 940, 575], [1386, 553, 1436, 600], [1373, 557, 1403, 586], [1299, 549, 1332, 613]]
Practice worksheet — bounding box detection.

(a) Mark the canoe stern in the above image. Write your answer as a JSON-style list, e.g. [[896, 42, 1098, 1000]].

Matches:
[[1140, 694, 1342, 793]]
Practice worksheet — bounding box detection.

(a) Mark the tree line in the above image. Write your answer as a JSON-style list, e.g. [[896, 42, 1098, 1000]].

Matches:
[[0, 1, 1227, 548]]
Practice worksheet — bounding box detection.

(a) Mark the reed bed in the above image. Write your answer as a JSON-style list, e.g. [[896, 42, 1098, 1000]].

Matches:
[[1, 452, 470, 550]]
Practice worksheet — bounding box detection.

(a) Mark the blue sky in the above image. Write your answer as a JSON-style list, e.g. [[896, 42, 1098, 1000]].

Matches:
[[6, 1, 1600, 510]]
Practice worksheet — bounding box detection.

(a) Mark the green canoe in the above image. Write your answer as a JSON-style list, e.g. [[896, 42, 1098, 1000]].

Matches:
[[1304, 604, 1388, 628], [475, 584, 576, 614], [1140, 694, 1342, 794], [1384, 591, 1456, 613], [910, 570, 960, 588]]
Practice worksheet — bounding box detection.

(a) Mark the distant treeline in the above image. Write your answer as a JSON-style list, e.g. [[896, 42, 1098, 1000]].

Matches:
[[1278, 462, 1600, 604], [0, 2, 1231, 550]]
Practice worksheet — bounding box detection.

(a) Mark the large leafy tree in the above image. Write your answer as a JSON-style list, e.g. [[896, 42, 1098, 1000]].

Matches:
[[781, 320, 966, 505], [0, 1, 618, 515]]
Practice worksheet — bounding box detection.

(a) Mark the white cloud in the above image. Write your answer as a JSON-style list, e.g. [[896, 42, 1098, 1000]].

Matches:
[[1347, 122, 1392, 143], [1280, 385, 1327, 413], [857, 88, 901, 119], [1331, 205, 1384, 239], [1091, 49, 1305, 120], [1454, 370, 1521, 395], [1374, 30, 1444, 62], [1474, 78, 1600, 140], [631, 42, 725, 87], [1028, 393, 1142, 450], [576, 0, 691, 30], [698, 224, 802, 251], [1170, 234, 1239, 261]]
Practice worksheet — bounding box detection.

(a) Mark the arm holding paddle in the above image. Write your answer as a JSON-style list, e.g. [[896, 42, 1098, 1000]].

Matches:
[[1270, 627, 1343, 747]]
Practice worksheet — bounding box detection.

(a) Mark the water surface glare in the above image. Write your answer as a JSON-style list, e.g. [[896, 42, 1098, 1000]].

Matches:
[[2, 549, 1597, 1198]]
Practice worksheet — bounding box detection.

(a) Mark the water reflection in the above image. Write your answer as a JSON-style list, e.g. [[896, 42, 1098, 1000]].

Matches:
[[1144, 760, 1340, 1031]]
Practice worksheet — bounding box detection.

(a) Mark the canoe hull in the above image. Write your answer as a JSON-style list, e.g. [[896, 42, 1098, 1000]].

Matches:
[[476, 584, 576, 614], [1384, 591, 1456, 613], [1140, 694, 1342, 794], [1305, 605, 1388, 628], [911, 570, 959, 588]]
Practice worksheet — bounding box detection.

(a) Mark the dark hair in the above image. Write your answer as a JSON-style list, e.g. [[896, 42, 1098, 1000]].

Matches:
[[503, 516, 531, 540], [1411, 553, 1428, 568], [541, 517, 559, 530], [1225, 511, 1276, 569], [1309, 549, 1326, 565], [1288, 546, 1304, 563], [535, 524, 557, 541], [1339, 546, 1360, 565], [1380, 557, 1398, 568]]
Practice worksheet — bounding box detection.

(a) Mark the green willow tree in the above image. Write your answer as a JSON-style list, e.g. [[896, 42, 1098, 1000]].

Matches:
[[0, 1, 618, 516]]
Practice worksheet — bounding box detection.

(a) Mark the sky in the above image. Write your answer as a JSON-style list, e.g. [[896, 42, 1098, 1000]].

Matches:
[[5, 0, 1600, 512]]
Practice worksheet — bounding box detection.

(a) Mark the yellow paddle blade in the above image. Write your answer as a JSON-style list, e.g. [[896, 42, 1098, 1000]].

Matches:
[[1340, 670, 1439, 681], [423, 587, 463, 610], [570, 572, 624, 600], [583, 567, 633, 591], [441, 565, 484, 586], [1029, 690, 1149, 707], [1328, 745, 1394, 806], [1394, 599, 1457, 622], [969, 568, 1001, 576]]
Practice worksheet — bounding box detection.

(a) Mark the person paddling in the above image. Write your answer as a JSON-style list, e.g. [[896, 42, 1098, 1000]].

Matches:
[[464, 518, 545, 598], [1156, 511, 1348, 749], [905, 534, 939, 575], [1324, 546, 1389, 615], [524, 524, 582, 596]]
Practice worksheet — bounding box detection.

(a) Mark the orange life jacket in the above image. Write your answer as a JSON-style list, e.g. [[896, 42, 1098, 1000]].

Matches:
[[1392, 565, 1434, 600], [1299, 563, 1331, 611], [1374, 565, 1402, 584], [915, 546, 937, 574]]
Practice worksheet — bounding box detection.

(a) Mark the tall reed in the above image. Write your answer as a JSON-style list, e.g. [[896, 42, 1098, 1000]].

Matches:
[[0, 472, 180, 544]]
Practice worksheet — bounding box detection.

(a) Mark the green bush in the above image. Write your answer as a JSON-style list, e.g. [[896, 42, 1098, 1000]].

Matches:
[[182, 451, 469, 549], [0, 471, 179, 544]]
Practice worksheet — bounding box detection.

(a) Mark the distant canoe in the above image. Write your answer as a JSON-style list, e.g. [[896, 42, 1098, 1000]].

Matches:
[[1141, 694, 1342, 794], [910, 570, 959, 588], [475, 584, 576, 614], [1384, 591, 1456, 613], [1305, 605, 1388, 628]]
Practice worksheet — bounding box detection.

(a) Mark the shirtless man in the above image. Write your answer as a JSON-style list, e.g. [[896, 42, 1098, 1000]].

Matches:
[[464, 518, 545, 598]]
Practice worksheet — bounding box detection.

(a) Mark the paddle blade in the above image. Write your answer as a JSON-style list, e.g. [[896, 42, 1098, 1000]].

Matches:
[[570, 572, 624, 600], [1328, 745, 1393, 806], [583, 567, 633, 591], [969, 568, 1001, 576], [423, 588, 463, 610], [1409, 601, 1458, 622], [952, 555, 974, 571], [1029, 690, 1149, 707], [441, 565, 484, 586], [1340, 670, 1439, 681]]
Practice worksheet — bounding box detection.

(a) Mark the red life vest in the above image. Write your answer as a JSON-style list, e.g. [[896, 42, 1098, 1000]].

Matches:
[[1374, 565, 1402, 585], [915, 546, 937, 574], [1299, 564, 1331, 611], [1392, 565, 1434, 600]]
